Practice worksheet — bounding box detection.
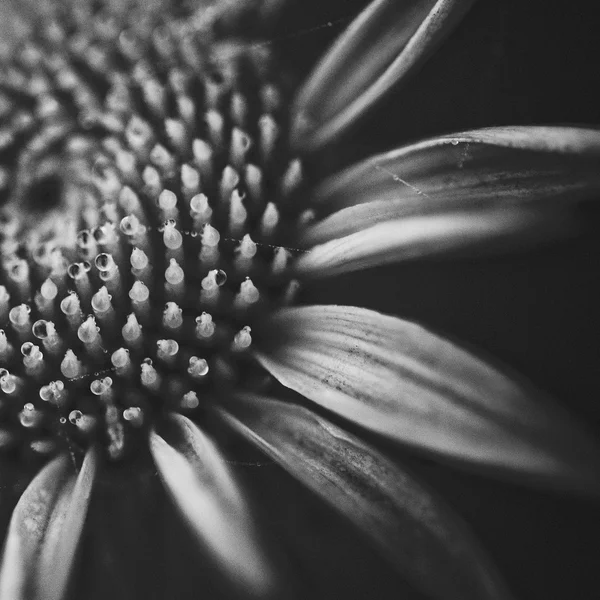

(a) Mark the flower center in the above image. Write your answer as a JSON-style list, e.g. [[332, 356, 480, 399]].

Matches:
[[0, 1, 303, 462]]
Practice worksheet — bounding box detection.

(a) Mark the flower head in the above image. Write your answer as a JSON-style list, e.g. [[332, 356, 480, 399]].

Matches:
[[1, 0, 600, 599], [0, 0, 311, 462]]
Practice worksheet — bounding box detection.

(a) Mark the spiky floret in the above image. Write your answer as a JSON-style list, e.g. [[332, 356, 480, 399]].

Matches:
[[0, 0, 304, 462]]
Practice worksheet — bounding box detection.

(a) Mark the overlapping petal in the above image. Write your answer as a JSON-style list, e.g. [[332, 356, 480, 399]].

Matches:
[[295, 126, 600, 276], [295, 208, 571, 277], [291, 0, 475, 150], [306, 126, 600, 213], [149, 414, 276, 597], [0, 450, 97, 600], [254, 305, 600, 492], [218, 392, 513, 600]]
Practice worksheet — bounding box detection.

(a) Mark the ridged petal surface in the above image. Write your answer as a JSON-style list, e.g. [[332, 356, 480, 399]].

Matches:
[[255, 305, 600, 492], [219, 393, 513, 600], [296, 127, 600, 276], [291, 0, 476, 149]]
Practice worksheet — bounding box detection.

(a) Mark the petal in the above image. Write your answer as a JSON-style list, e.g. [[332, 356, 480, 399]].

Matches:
[[0, 450, 97, 600], [297, 127, 600, 277], [218, 393, 513, 600], [294, 208, 571, 278], [306, 126, 600, 213], [291, 0, 476, 150], [293, 126, 600, 275], [149, 414, 275, 596], [254, 305, 600, 492]]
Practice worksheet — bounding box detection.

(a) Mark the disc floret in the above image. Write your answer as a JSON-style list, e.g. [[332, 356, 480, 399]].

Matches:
[[0, 0, 304, 462]]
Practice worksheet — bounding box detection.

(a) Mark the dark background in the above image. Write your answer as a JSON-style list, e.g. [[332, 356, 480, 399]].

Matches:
[[2, 1, 600, 599]]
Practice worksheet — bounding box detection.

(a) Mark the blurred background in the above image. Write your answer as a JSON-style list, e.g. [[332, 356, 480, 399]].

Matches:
[[2, 0, 600, 598]]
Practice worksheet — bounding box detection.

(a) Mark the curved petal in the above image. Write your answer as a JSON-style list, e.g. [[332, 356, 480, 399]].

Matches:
[[149, 414, 276, 596], [305, 126, 600, 214], [294, 126, 600, 276], [254, 305, 600, 493], [291, 0, 476, 150], [0, 450, 97, 600], [294, 208, 572, 278], [217, 393, 513, 600]]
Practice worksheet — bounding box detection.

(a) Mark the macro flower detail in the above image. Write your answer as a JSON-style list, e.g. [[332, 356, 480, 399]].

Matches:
[[1, 0, 600, 599], [0, 450, 96, 600], [0, 1, 301, 465]]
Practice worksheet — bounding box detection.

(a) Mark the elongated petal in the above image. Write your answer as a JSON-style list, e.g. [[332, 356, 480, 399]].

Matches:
[[255, 305, 600, 492], [218, 393, 513, 600], [291, 0, 475, 150], [306, 126, 600, 213], [0, 450, 97, 600], [295, 208, 571, 278], [294, 126, 600, 275], [149, 414, 275, 596]]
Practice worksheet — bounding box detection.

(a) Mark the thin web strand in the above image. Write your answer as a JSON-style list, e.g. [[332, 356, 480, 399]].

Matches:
[[374, 165, 433, 200], [250, 14, 355, 49]]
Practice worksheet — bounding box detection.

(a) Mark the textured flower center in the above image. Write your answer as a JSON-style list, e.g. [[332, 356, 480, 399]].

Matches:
[[0, 0, 303, 462]]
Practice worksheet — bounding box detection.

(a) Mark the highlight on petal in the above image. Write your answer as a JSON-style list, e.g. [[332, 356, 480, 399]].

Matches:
[[149, 414, 275, 596], [294, 126, 600, 275], [218, 393, 513, 600], [254, 305, 600, 493], [0, 450, 97, 600], [307, 126, 600, 213], [295, 208, 571, 278], [291, 0, 476, 150]]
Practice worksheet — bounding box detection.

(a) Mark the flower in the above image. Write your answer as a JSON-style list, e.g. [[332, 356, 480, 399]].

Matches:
[[0, 0, 599, 599]]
